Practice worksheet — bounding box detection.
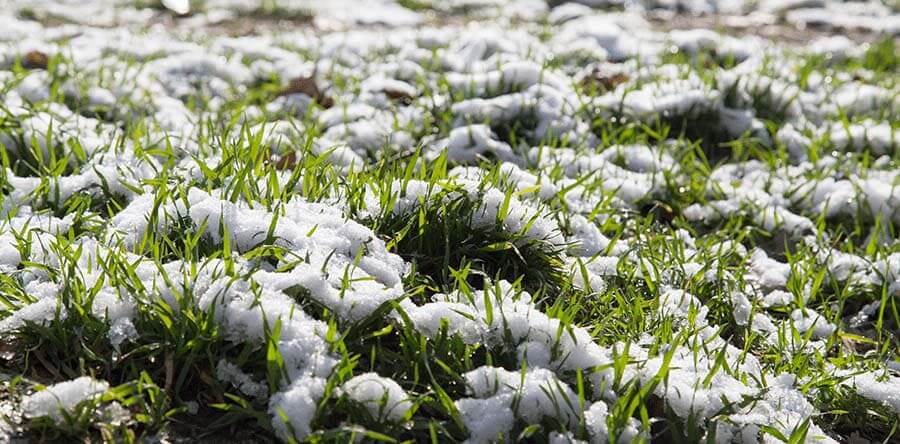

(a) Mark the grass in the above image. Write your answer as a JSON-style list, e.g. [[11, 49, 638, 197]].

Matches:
[[1, 5, 899, 444]]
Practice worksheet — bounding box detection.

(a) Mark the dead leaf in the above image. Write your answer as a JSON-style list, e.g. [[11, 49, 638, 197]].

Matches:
[[33, 350, 63, 380], [383, 87, 415, 104], [578, 64, 629, 92], [164, 352, 174, 394], [839, 331, 877, 354], [275, 151, 297, 170], [278, 76, 334, 108], [22, 50, 49, 70]]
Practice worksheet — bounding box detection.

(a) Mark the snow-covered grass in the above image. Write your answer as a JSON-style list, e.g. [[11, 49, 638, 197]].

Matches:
[[0, 0, 899, 442]]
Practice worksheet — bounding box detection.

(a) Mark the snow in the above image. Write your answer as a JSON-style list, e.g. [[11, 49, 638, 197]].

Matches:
[[429, 124, 518, 164], [790, 308, 836, 339], [470, 188, 564, 246], [457, 367, 579, 443], [567, 214, 620, 257], [844, 371, 900, 414], [340, 373, 412, 422], [22, 377, 109, 423], [748, 248, 791, 289], [91, 289, 137, 351], [161, 0, 190, 15], [0, 297, 63, 334], [269, 376, 325, 441], [406, 281, 613, 380], [111, 188, 406, 322], [718, 374, 837, 444], [647, 346, 753, 419], [216, 360, 268, 400]]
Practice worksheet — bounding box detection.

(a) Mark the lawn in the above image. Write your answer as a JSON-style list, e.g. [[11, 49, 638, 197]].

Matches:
[[0, 0, 898, 442]]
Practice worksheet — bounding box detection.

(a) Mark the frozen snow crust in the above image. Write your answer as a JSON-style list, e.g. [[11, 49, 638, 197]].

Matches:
[[0, 0, 898, 442]]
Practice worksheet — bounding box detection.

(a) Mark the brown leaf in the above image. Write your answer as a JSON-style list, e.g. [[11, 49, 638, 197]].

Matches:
[[33, 349, 63, 380], [164, 352, 174, 394], [840, 331, 877, 354], [278, 76, 333, 108], [23, 50, 49, 70], [383, 87, 415, 104], [275, 151, 297, 170], [579, 64, 629, 92]]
